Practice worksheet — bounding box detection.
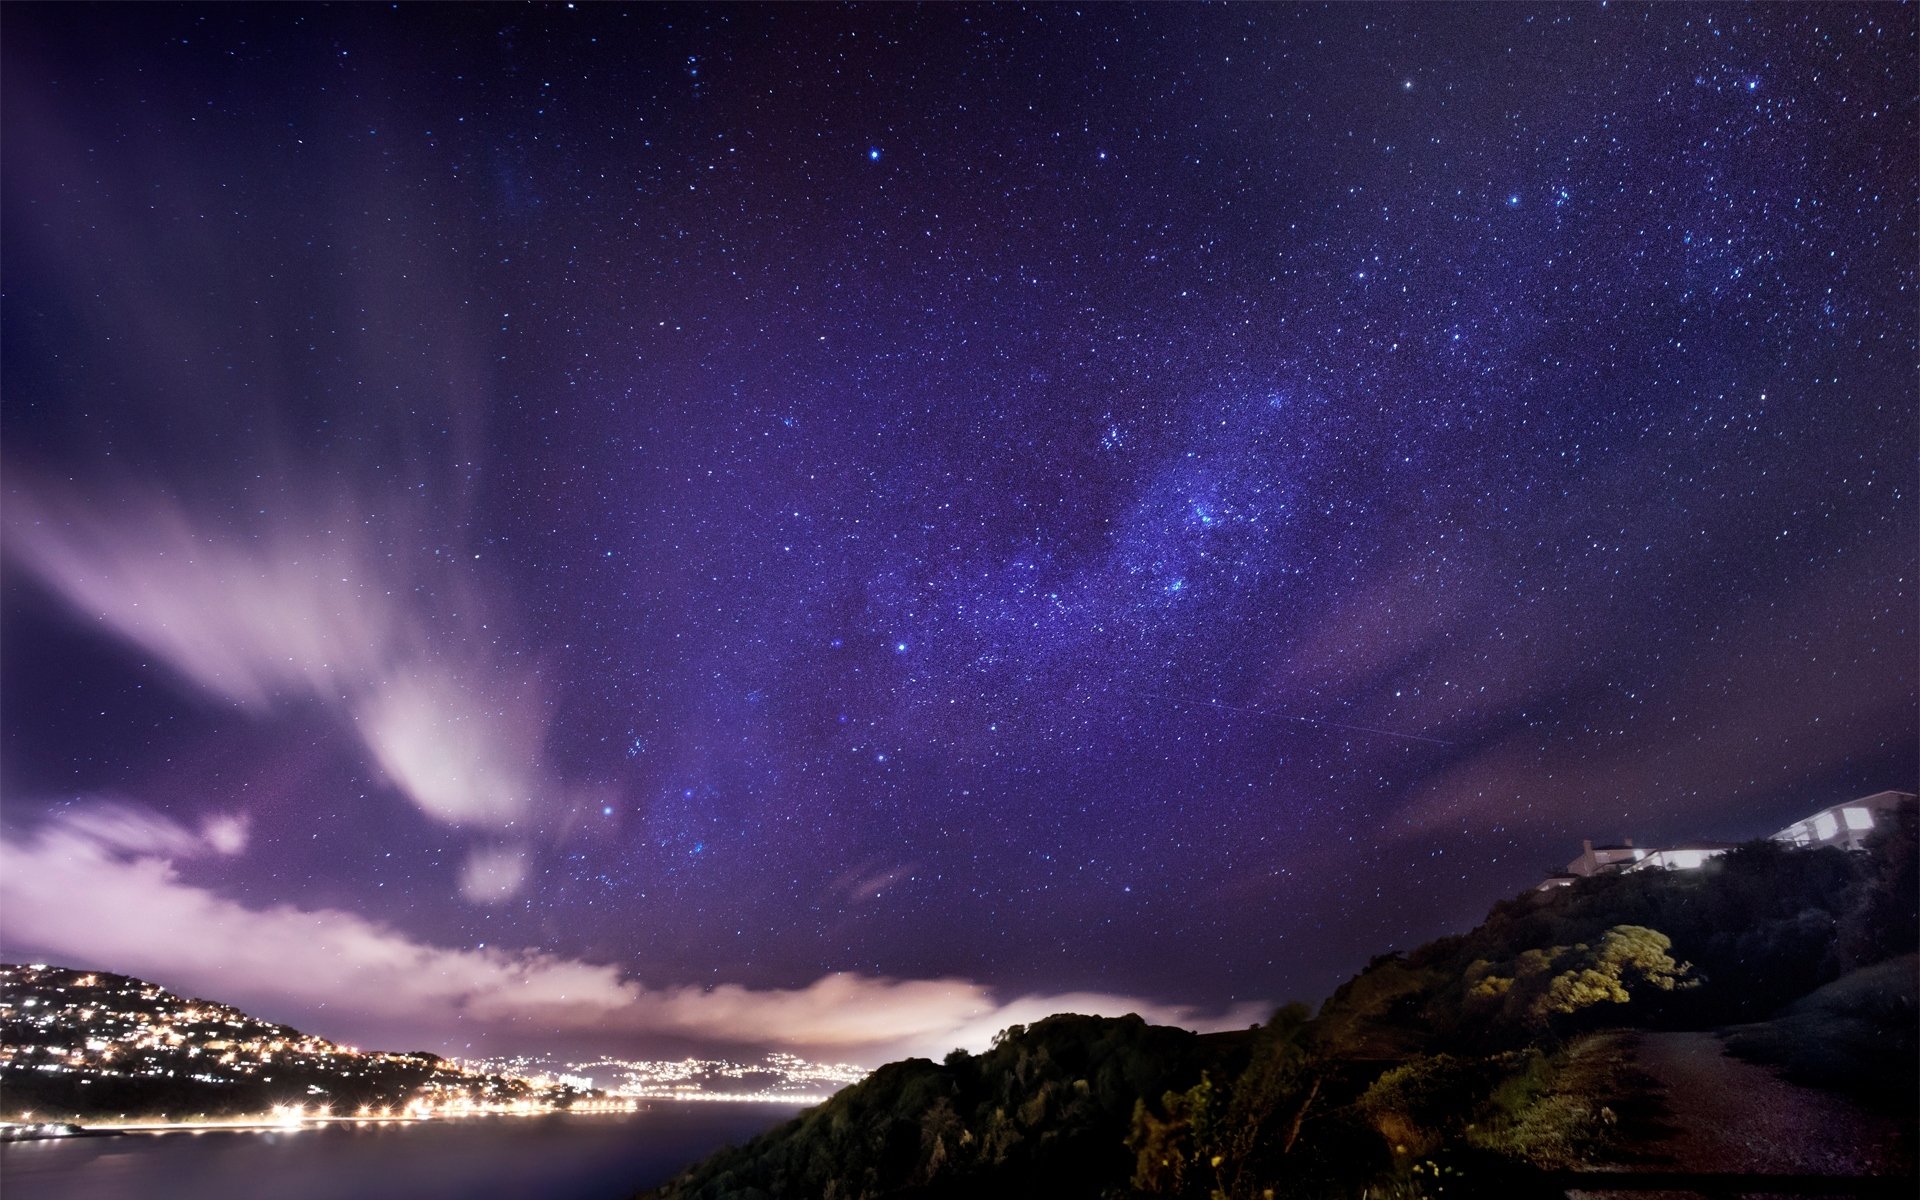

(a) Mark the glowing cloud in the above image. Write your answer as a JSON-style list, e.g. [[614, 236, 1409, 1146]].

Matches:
[[4, 479, 548, 833], [457, 844, 532, 905], [201, 814, 250, 856], [0, 804, 1267, 1061]]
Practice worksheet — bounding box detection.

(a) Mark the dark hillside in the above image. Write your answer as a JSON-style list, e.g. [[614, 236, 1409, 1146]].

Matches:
[[647, 1013, 1249, 1200], [645, 802, 1918, 1199]]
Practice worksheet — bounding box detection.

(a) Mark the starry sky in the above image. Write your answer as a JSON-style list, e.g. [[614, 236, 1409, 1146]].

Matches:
[[1, 4, 1913, 1062]]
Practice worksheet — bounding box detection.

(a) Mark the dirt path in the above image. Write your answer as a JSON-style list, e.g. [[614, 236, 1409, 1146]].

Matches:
[[1627, 1030, 1911, 1177]]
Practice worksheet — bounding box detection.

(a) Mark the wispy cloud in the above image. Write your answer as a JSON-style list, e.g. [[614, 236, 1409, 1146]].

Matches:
[[1381, 521, 1916, 838], [4, 478, 549, 835], [1393, 621, 1914, 842], [0, 804, 1265, 1061]]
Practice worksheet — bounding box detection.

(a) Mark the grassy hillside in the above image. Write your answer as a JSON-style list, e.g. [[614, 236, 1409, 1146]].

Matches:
[[645, 802, 1918, 1199]]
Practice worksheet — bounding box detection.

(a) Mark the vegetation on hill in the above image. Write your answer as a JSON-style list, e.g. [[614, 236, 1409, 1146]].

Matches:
[[646, 801, 1918, 1199], [644, 1013, 1246, 1200]]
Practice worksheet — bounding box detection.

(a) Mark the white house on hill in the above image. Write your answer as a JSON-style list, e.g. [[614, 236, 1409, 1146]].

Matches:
[[1534, 838, 1646, 891], [1536, 789, 1913, 893], [1624, 844, 1733, 873], [1770, 790, 1915, 853], [1565, 838, 1646, 877]]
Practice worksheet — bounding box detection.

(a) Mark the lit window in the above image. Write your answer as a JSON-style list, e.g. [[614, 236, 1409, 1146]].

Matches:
[[1842, 807, 1874, 831], [1813, 812, 1839, 840]]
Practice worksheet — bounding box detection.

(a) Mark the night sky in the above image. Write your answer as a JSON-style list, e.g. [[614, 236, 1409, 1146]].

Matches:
[[2, 4, 1913, 1062]]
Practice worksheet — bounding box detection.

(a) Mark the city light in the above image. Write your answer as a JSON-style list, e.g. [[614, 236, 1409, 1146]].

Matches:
[[2, 964, 858, 1136]]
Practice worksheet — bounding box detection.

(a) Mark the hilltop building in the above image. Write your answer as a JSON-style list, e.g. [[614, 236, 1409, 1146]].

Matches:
[[1623, 844, 1734, 873], [1536, 837, 1663, 891], [1770, 790, 1915, 853], [1535, 789, 1912, 893], [1565, 838, 1645, 877]]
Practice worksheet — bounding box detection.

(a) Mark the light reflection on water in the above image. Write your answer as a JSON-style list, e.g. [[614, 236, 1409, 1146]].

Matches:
[[0, 1105, 799, 1200]]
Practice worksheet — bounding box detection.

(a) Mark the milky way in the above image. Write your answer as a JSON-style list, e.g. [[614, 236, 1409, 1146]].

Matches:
[[1, 5, 1912, 1059]]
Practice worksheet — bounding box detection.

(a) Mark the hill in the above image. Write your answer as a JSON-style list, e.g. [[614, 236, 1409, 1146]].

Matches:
[[644, 1012, 1253, 1200], [0, 963, 579, 1121], [645, 801, 1918, 1199]]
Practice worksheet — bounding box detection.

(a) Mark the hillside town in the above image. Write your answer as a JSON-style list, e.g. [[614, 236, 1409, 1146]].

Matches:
[[474, 1051, 869, 1104], [0, 963, 873, 1127], [0, 964, 587, 1123]]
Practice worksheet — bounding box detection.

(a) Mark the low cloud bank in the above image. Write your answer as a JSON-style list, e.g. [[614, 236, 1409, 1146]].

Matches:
[[0, 804, 1266, 1061]]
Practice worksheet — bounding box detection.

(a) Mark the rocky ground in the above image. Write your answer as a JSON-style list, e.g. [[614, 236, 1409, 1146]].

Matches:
[[1571, 1029, 1914, 1200]]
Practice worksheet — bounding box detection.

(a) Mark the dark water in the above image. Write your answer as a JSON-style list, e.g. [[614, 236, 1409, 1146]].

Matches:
[[0, 1104, 799, 1200]]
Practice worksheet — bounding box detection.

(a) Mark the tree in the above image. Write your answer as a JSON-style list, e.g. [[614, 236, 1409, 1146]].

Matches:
[[1127, 1073, 1217, 1199], [1838, 799, 1920, 969], [1466, 925, 1691, 1033], [1538, 925, 1691, 1018]]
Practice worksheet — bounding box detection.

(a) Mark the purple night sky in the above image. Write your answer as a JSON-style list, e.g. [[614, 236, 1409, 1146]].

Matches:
[[2, 4, 1913, 1064]]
